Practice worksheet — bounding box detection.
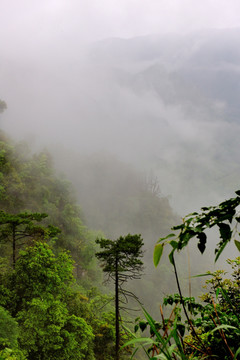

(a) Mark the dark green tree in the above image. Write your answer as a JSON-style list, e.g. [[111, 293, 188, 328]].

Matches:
[[95, 234, 144, 360], [0, 210, 60, 268]]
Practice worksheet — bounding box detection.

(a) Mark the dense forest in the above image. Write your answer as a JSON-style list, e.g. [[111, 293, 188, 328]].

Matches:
[[0, 100, 239, 359], [0, 107, 175, 359]]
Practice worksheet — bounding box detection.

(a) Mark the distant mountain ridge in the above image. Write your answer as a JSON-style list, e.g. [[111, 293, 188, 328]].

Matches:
[[1, 27, 240, 214], [89, 28, 240, 122], [87, 28, 240, 213], [89, 28, 240, 68]]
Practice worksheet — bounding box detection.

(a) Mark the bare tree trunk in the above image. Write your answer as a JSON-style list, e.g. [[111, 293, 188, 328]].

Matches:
[[115, 258, 119, 360], [12, 224, 16, 268]]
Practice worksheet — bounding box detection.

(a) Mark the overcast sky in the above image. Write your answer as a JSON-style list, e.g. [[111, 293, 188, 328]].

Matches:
[[1, 0, 240, 61]]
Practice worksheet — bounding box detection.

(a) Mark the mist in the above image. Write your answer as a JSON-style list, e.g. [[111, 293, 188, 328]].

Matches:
[[1, 29, 240, 212], [1, 1, 240, 270], [1, 3, 240, 331]]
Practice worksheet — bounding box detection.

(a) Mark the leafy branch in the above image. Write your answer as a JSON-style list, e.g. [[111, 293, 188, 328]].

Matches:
[[154, 190, 240, 267]]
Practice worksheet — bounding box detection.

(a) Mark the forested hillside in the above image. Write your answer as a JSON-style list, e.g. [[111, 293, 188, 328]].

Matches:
[[0, 89, 239, 360], [52, 148, 184, 311], [0, 130, 100, 281], [0, 120, 180, 359], [0, 127, 119, 359], [1, 1, 240, 358]]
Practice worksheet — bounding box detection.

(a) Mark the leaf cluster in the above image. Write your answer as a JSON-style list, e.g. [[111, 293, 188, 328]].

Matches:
[[127, 258, 240, 359], [154, 191, 240, 267]]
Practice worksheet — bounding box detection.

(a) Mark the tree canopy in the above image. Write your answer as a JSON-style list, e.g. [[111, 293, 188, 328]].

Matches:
[[0, 242, 95, 360]]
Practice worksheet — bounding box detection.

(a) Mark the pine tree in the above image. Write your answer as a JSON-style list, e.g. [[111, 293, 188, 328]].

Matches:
[[95, 234, 144, 360]]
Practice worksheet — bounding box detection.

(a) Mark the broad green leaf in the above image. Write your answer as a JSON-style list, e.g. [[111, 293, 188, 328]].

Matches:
[[210, 324, 238, 334], [153, 244, 164, 267], [186, 212, 199, 216], [158, 233, 175, 243], [197, 232, 207, 254], [218, 223, 232, 242], [121, 324, 152, 359], [215, 240, 228, 262], [172, 224, 184, 230], [170, 318, 188, 359], [191, 272, 213, 278], [139, 321, 148, 332], [134, 324, 139, 332], [177, 324, 185, 337], [233, 347, 240, 360], [153, 346, 176, 359], [121, 337, 156, 348], [142, 307, 168, 349], [169, 240, 178, 249], [179, 230, 195, 247], [234, 239, 240, 252]]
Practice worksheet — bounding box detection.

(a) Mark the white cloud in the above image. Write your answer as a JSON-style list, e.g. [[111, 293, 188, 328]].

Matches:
[[1, 0, 240, 53]]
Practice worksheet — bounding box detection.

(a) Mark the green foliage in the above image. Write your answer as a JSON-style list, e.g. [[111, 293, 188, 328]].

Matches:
[[0, 242, 95, 360], [154, 190, 240, 266], [123, 305, 188, 360], [0, 131, 132, 358], [17, 299, 94, 360], [66, 287, 116, 359], [0, 132, 122, 358], [0, 134, 99, 281], [0, 347, 26, 360], [0, 210, 60, 268], [0, 306, 19, 350], [130, 192, 240, 359], [184, 257, 240, 359], [128, 259, 240, 359], [12, 242, 74, 307]]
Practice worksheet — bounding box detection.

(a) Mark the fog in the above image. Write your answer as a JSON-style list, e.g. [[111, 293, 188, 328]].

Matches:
[[1, 1, 240, 317], [1, 2, 240, 224]]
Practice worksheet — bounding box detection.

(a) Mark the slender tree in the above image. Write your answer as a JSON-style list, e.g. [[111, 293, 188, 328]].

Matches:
[[95, 234, 144, 360]]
